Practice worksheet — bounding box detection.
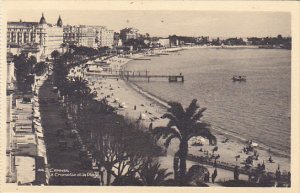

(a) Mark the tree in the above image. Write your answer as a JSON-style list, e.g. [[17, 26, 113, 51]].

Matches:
[[93, 130, 145, 185], [60, 43, 68, 53], [138, 158, 172, 186], [152, 99, 216, 184], [145, 33, 150, 40], [51, 50, 60, 61], [52, 57, 68, 91], [88, 115, 163, 185], [13, 54, 37, 92], [28, 55, 37, 65], [14, 54, 28, 80], [33, 62, 48, 76], [68, 77, 96, 107], [61, 52, 74, 65]]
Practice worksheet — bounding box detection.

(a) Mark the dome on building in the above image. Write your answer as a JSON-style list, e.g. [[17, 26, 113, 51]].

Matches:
[[39, 13, 46, 24], [57, 15, 63, 27]]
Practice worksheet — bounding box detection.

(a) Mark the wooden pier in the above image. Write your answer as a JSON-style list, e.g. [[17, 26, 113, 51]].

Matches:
[[85, 70, 184, 83]]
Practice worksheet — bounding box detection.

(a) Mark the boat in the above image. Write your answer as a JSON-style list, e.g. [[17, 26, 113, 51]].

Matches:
[[232, 75, 246, 82]]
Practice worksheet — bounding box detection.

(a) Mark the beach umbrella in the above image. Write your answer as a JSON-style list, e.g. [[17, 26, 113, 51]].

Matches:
[[139, 113, 147, 120], [251, 142, 258, 147], [195, 137, 206, 143], [120, 102, 127, 108]]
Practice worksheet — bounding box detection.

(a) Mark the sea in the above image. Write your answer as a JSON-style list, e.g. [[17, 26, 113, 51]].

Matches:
[[125, 48, 291, 158]]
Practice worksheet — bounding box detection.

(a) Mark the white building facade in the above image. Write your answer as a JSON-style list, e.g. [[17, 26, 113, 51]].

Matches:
[[7, 13, 64, 58], [63, 25, 114, 48]]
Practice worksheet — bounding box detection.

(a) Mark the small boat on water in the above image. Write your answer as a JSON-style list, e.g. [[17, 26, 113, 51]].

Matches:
[[232, 75, 246, 82]]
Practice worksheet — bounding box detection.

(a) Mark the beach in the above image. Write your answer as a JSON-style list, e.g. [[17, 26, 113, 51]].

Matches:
[[70, 49, 291, 183]]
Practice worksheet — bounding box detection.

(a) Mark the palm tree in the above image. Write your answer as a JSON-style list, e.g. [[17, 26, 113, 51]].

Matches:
[[66, 77, 96, 115], [65, 77, 96, 131], [52, 58, 68, 92], [152, 99, 216, 184], [138, 158, 172, 186]]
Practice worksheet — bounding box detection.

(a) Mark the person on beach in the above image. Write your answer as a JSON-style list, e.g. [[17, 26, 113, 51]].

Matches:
[[149, 122, 153, 130], [275, 165, 281, 182], [212, 146, 218, 154], [248, 172, 252, 182], [134, 105, 136, 110], [269, 156, 274, 163]]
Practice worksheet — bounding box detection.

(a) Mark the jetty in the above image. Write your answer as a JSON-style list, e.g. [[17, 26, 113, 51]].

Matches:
[[85, 70, 184, 83]]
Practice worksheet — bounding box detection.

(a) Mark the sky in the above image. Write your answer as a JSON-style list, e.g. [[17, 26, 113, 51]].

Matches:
[[7, 10, 291, 38]]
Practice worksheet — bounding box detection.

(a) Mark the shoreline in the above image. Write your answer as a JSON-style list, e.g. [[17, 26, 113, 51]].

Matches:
[[80, 49, 290, 175]]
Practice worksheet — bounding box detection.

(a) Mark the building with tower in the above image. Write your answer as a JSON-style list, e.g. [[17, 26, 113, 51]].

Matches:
[[7, 13, 64, 60], [57, 15, 63, 27]]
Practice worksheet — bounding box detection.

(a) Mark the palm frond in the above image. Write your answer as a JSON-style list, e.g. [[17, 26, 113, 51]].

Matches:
[[152, 126, 181, 139], [167, 101, 185, 119], [185, 99, 199, 117], [188, 122, 217, 145], [164, 134, 179, 148], [192, 107, 207, 122], [161, 113, 178, 123]]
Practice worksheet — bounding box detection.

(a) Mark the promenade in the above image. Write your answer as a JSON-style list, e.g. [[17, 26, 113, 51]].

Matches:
[[38, 78, 99, 185]]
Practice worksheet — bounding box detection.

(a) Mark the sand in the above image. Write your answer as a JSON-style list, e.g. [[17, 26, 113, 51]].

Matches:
[[70, 49, 290, 183]]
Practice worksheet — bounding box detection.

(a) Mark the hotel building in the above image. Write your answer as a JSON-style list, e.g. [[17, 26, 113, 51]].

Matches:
[[95, 26, 114, 48], [63, 25, 114, 48], [7, 13, 64, 59], [120, 27, 139, 43]]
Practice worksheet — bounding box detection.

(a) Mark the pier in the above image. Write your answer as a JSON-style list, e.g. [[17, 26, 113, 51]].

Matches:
[[85, 70, 184, 83]]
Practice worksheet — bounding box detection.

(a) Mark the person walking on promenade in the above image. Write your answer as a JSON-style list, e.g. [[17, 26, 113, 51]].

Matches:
[[204, 171, 210, 183], [99, 165, 105, 185], [275, 164, 281, 182], [212, 168, 217, 183], [234, 166, 239, 181], [287, 171, 291, 187]]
